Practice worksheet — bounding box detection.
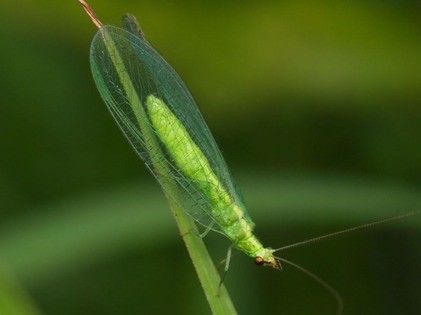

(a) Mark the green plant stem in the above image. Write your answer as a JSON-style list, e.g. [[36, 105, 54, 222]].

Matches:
[[169, 202, 237, 315], [95, 27, 237, 315]]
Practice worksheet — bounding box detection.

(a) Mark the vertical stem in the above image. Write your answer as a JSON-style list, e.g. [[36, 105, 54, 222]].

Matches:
[[170, 203, 238, 315]]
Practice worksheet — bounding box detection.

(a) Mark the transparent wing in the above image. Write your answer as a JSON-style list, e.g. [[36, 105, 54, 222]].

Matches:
[[89, 25, 252, 233]]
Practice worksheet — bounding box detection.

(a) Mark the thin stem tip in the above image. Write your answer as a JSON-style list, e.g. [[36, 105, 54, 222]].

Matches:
[[78, 0, 103, 28]]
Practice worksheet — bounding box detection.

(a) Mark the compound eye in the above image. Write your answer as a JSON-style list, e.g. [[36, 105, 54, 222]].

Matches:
[[255, 256, 265, 266]]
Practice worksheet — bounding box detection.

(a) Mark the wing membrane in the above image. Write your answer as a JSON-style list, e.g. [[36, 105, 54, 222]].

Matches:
[[89, 25, 251, 233]]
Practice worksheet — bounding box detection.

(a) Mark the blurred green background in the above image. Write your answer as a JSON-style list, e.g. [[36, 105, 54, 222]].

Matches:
[[0, 0, 420, 314]]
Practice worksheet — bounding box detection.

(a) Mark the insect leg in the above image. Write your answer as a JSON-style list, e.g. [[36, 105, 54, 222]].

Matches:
[[199, 222, 215, 238], [218, 245, 233, 293], [180, 222, 214, 238]]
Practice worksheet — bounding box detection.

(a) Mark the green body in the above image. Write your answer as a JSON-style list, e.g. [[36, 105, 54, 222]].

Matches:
[[147, 95, 275, 264]]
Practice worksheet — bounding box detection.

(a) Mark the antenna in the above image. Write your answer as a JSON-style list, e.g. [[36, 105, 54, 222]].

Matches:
[[78, 0, 103, 28], [275, 256, 343, 315], [274, 210, 419, 252]]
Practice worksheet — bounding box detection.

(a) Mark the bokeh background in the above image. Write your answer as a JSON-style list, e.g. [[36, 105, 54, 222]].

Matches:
[[1, 1, 420, 314]]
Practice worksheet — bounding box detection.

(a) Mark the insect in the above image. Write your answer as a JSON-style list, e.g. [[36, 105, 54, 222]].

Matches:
[[79, 1, 418, 313], [83, 2, 280, 269]]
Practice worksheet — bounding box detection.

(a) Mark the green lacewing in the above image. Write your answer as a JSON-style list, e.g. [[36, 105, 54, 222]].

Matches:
[[88, 17, 279, 268]]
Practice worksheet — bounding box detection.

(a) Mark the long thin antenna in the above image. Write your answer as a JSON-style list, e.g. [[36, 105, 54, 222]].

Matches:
[[274, 210, 419, 252], [275, 256, 343, 315], [78, 0, 103, 28]]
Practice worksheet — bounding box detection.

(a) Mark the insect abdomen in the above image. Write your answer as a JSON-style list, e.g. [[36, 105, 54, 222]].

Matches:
[[147, 96, 251, 230]]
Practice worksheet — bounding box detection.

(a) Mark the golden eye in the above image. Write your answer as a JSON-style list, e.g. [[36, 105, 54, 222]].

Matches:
[[255, 256, 265, 266]]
